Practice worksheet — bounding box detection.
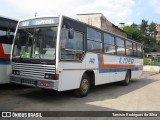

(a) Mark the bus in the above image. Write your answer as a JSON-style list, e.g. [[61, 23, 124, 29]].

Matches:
[[0, 15, 18, 84], [10, 15, 143, 97]]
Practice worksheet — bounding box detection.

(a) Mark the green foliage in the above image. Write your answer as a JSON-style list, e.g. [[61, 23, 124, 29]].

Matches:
[[123, 20, 160, 53], [123, 25, 144, 43], [20, 51, 30, 58], [141, 20, 148, 33], [149, 22, 156, 33], [144, 59, 159, 66]]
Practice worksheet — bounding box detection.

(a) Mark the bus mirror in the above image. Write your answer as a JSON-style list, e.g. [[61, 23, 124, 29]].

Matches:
[[68, 28, 74, 39]]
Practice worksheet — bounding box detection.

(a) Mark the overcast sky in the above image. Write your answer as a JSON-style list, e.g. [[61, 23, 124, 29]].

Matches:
[[0, 0, 160, 25]]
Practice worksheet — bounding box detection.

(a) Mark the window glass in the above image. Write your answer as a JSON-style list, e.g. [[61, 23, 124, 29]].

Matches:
[[0, 30, 14, 44], [104, 44, 116, 54], [87, 40, 102, 53], [133, 50, 137, 57], [137, 44, 142, 51], [137, 51, 143, 58], [116, 37, 124, 47], [95, 31, 101, 42], [104, 33, 115, 45], [13, 27, 57, 60], [137, 44, 143, 58], [64, 32, 83, 50], [126, 49, 133, 56], [117, 47, 125, 56], [133, 43, 137, 50], [87, 27, 101, 42], [126, 40, 132, 49], [61, 28, 84, 60]]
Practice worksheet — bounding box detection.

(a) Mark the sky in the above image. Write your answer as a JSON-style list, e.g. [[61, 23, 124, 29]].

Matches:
[[0, 0, 160, 25]]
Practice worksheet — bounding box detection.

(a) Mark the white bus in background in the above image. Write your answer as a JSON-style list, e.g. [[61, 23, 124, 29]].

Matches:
[[10, 16, 143, 97], [0, 15, 18, 84]]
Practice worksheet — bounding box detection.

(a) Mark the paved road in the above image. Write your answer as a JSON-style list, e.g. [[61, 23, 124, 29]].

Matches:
[[0, 72, 160, 119]]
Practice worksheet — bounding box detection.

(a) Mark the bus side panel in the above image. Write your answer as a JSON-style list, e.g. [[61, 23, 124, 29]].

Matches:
[[131, 58, 143, 79], [84, 53, 104, 85], [99, 54, 143, 83], [131, 70, 143, 78], [115, 57, 143, 81], [0, 65, 11, 84], [102, 55, 119, 83], [0, 44, 12, 84], [58, 62, 82, 91]]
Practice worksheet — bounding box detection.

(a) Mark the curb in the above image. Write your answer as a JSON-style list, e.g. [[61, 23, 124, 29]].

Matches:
[[143, 65, 160, 73]]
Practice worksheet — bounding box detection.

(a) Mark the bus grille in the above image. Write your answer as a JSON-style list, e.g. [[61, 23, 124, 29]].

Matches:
[[12, 62, 56, 78]]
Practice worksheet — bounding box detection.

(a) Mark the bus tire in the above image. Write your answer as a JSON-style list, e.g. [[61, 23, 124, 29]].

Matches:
[[121, 70, 130, 86], [74, 74, 90, 97]]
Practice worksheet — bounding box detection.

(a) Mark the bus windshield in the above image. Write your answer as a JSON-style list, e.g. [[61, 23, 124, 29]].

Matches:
[[12, 27, 57, 63]]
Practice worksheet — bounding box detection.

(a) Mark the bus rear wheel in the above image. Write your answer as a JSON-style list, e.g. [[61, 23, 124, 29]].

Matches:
[[74, 74, 90, 97], [121, 70, 131, 86]]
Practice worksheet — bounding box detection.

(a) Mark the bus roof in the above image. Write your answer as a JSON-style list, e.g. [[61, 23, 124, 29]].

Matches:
[[0, 15, 18, 31], [0, 15, 18, 21], [62, 15, 143, 46], [17, 15, 143, 46]]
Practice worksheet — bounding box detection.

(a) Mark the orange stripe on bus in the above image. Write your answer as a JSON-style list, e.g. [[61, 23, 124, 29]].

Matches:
[[100, 54, 143, 69]]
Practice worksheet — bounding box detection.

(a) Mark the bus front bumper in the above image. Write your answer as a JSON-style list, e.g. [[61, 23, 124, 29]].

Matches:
[[10, 75, 58, 90]]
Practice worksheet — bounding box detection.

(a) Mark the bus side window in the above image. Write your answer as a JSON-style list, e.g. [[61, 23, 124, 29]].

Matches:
[[126, 40, 133, 56], [104, 33, 116, 55], [137, 44, 143, 58], [66, 39, 74, 49], [116, 37, 125, 56], [61, 28, 84, 60], [87, 27, 102, 53], [133, 43, 137, 57]]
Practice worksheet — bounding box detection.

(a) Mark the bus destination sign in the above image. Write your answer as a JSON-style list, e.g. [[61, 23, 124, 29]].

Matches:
[[19, 17, 59, 27]]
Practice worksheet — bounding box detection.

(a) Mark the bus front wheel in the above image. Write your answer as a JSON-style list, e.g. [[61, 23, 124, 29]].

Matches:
[[121, 70, 131, 86], [74, 74, 90, 97]]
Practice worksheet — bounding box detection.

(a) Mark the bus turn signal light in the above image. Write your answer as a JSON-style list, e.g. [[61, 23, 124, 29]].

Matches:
[[45, 74, 59, 80]]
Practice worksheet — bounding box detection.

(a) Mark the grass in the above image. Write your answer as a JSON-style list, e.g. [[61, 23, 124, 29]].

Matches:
[[144, 59, 159, 66]]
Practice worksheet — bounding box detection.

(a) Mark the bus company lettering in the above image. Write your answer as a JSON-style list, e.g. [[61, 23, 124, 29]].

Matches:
[[89, 58, 95, 64], [35, 19, 54, 25], [119, 57, 134, 64], [22, 21, 29, 26]]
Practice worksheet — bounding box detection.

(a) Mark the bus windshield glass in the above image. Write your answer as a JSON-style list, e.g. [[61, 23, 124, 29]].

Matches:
[[12, 27, 57, 62]]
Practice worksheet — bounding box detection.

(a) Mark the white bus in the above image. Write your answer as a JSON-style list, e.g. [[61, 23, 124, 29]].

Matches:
[[0, 15, 18, 84], [10, 16, 143, 97]]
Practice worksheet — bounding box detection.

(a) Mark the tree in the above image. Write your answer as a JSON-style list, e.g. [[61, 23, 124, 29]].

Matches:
[[123, 23, 144, 43], [123, 20, 160, 53], [140, 19, 148, 33]]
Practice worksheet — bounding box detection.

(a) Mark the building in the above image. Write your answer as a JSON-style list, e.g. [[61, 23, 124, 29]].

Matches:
[[118, 23, 125, 30], [77, 13, 127, 37], [156, 25, 160, 42]]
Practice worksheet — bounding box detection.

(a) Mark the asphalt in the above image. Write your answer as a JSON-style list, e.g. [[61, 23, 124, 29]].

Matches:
[[0, 72, 160, 119]]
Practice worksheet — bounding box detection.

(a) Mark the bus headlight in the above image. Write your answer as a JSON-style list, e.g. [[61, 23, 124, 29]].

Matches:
[[45, 74, 59, 80], [12, 70, 20, 75]]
